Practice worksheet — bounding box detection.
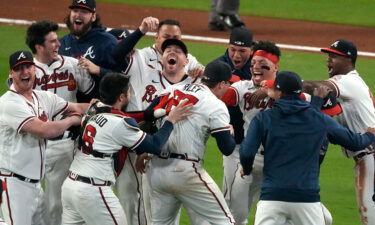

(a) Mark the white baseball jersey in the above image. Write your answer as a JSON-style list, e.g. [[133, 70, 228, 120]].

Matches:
[[33, 55, 94, 105], [328, 70, 375, 157], [69, 110, 147, 183], [159, 83, 231, 160], [231, 80, 273, 135], [126, 69, 199, 111], [0, 87, 68, 180], [124, 44, 202, 75]]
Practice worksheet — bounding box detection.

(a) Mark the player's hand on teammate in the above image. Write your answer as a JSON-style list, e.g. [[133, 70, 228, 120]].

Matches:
[[135, 153, 151, 174], [78, 57, 100, 75], [139, 17, 159, 34], [188, 66, 205, 79], [366, 127, 375, 136], [246, 89, 268, 108], [313, 86, 332, 99], [165, 100, 193, 124]]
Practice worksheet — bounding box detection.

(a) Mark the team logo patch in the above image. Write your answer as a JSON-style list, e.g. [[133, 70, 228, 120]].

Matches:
[[17, 52, 26, 60], [39, 111, 48, 122], [83, 46, 96, 59]]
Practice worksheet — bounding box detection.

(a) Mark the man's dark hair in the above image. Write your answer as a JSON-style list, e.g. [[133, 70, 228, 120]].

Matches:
[[252, 40, 281, 59], [26, 20, 59, 54], [99, 72, 130, 105], [158, 19, 180, 30]]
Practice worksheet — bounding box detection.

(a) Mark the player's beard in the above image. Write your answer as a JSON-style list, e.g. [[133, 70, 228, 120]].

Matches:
[[121, 103, 128, 113], [67, 19, 93, 38]]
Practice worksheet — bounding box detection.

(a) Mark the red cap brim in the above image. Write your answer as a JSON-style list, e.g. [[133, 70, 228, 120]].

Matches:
[[229, 74, 241, 83], [12, 61, 34, 70], [321, 104, 342, 116], [321, 48, 347, 56], [264, 80, 275, 88]]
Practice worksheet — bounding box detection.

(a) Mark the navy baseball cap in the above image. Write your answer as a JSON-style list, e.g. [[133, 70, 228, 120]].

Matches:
[[107, 28, 130, 42], [161, 39, 188, 56], [321, 40, 357, 61], [229, 27, 253, 47], [9, 50, 34, 70], [202, 60, 232, 83], [69, 0, 96, 13], [274, 71, 302, 95]]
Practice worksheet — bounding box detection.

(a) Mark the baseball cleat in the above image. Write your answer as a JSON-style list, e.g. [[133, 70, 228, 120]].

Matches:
[[218, 14, 245, 30], [208, 22, 226, 31]]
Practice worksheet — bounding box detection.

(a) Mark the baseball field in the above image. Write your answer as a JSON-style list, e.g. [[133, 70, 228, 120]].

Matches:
[[0, 0, 374, 224]]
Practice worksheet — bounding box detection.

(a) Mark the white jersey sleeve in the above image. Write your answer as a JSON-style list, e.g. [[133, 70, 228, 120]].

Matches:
[[210, 102, 231, 134], [186, 53, 203, 71], [2, 98, 36, 133], [328, 70, 375, 157], [40, 91, 69, 121], [111, 117, 146, 150]]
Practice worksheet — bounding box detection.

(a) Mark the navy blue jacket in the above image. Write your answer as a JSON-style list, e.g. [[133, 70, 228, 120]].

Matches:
[[59, 26, 120, 78], [215, 50, 252, 144], [240, 94, 375, 202], [59, 27, 120, 101]]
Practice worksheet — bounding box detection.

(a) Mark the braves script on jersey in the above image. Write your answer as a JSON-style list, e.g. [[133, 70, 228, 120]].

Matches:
[[126, 69, 199, 111], [0, 87, 67, 180], [231, 80, 273, 134], [33, 55, 94, 104], [328, 70, 375, 157]]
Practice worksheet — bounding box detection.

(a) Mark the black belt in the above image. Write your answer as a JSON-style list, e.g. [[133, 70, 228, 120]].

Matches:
[[68, 171, 112, 186], [158, 152, 200, 162], [354, 151, 374, 162], [0, 171, 39, 183]]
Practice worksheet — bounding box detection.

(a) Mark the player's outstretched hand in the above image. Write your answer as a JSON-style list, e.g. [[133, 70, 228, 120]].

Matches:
[[139, 17, 159, 34], [188, 66, 205, 79], [135, 153, 151, 174], [240, 169, 246, 179], [366, 127, 375, 136], [78, 57, 100, 75], [313, 86, 332, 99], [166, 100, 193, 124]]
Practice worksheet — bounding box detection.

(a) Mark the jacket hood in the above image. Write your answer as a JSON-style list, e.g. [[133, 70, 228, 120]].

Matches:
[[273, 95, 310, 115]]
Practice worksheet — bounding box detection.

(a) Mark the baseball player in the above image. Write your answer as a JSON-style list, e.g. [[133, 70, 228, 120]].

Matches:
[[0, 50, 87, 225], [59, 0, 120, 101], [303, 39, 375, 225], [25, 20, 95, 225], [115, 36, 201, 225], [220, 41, 278, 225], [240, 71, 375, 225], [61, 73, 192, 225], [141, 60, 236, 225]]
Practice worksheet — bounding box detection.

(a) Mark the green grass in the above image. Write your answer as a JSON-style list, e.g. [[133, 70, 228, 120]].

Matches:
[[98, 0, 375, 27], [2, 25, 374, 225]]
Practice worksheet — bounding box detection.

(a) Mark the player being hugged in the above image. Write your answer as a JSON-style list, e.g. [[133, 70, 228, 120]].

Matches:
[[137, 60, 237, 225], [60, 72, 192, 225]]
